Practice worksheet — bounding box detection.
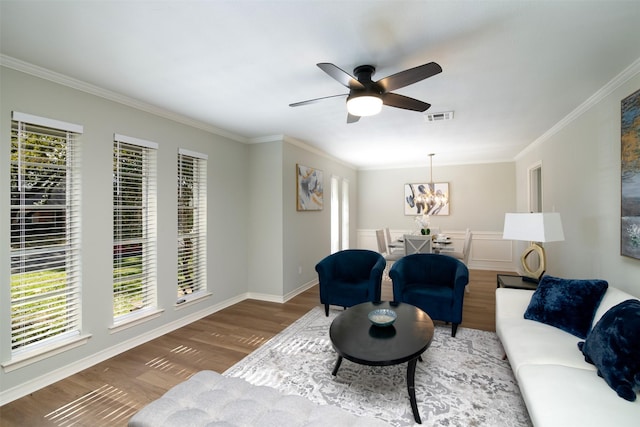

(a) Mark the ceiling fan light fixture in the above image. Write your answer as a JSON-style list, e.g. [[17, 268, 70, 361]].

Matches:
[[346, 94, 383, 117]]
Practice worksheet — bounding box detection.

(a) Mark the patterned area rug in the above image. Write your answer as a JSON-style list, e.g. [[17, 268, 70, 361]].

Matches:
[[224, 306, 532, 427]]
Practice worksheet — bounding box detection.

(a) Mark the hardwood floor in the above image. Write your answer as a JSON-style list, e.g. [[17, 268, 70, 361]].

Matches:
[[0, 269, 505, 426]]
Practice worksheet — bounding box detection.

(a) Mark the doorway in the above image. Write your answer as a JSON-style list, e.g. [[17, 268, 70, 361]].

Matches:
[[528, 161, 542, 213]]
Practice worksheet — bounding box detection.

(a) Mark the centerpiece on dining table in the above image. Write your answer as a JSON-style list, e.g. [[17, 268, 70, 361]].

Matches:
[[415, 213, 431, 235]]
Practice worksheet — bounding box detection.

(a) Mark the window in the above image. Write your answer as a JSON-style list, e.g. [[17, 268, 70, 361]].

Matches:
[[341, 179, 350, 249], [529, 161, 542, 213], [177, 149, 207, 300], [330, 176, 340, 253], [113, 134, 157, 321], [331, 175, 350, 253], [9, 112, 82, 356]]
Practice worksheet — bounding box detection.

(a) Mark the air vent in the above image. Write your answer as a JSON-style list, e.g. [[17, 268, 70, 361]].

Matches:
[[425, 111, 454, 122]]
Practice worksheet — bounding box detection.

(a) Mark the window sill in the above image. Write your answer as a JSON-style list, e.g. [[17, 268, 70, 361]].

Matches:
[[109, 308, 165, 334], [2, 334, 92, 373], [174, 292, 212, 309]]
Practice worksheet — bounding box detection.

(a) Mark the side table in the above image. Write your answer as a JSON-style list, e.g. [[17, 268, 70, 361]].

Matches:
[[496, 274, 538, 290]]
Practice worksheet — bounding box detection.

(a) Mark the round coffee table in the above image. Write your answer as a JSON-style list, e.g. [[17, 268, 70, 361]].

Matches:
[[329, 301, 434, 424]]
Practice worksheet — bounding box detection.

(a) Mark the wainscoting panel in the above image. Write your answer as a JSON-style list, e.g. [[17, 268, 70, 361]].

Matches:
[[356, 229, 518, 272]]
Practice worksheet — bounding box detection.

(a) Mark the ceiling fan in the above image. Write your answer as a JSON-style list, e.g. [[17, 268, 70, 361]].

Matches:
[[289, 62, 442, 123]]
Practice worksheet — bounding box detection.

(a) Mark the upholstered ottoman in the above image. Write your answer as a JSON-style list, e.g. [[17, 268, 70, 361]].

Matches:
[[128, 370, 390, 426]]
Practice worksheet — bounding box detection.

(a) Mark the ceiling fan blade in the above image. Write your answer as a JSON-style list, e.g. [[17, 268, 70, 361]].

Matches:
[[382, 92, 431, 112], [347, 113, 361, 123], [317, 63, 365, 90], [377, 62, 442, 92], [289, 93, 347, 107]]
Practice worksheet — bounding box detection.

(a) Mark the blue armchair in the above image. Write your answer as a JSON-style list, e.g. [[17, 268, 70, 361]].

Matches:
[[389, 253, 469, 337], [315, 249, 386, 316]]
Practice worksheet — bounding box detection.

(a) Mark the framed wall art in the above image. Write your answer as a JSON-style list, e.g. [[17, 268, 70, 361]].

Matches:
[[296, 164, 323, 211], [621, 88, 640, 259], [404, 182, 450, 216]]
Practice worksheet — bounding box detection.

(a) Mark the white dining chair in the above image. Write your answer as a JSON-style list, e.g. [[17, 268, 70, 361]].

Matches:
[[376, 229, 403, 281], [377, 229, 403, 261], [449, 229, 472, 265], [447, 228, 473, 292], [383, 227, 404, 255], [403, 234, 432, 255]]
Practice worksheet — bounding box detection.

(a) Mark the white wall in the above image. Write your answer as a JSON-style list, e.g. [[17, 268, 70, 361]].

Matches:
[[247, 141, 284, 299], [282, 138, 358, 297], [0, 67, 251, 401], [357, 163, 516, 232], [356, 162, 518, 271], [514, 68, 640, 296], [244, 137, 359, 301]]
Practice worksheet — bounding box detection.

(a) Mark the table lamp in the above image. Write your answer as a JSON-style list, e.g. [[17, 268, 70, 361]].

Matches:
[[502, 213, 565, 282]]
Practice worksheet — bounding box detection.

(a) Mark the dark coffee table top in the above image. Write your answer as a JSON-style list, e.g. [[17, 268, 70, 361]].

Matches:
[[329, 301, 434, 366]]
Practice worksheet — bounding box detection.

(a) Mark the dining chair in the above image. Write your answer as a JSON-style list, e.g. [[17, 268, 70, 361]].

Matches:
[[376, 230, 403, 283], [446, 229, 472, 293], [403, 234, 432, 255], [448, 229, 473, 265], [377, 229, 403, 260], [376, 229, 387, 254], [384, 227, 398, 253]]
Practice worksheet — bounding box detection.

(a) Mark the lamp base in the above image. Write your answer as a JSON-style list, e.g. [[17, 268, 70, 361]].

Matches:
[[520, 242, 546, 282]]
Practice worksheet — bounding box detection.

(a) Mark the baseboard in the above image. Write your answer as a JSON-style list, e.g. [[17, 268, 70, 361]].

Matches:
[[284, 279, 318, 302], [246, 279, 318, 304]]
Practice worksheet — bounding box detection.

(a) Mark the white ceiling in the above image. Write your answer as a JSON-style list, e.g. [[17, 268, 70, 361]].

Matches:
[[2, 0, 640, 169]]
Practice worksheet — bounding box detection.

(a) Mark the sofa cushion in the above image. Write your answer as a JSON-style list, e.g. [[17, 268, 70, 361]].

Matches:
[[592, 286, 638, 326], [524, 275, 608, 339], [129, 370, 391, 427], [517, 364, 640, 427], [497, 316, 594, 376], [578, 299, 640, 401]]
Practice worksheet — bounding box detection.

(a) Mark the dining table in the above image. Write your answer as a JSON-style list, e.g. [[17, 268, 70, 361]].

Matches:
[[432, 237, 453, 254], [388, 235, 454, 254]]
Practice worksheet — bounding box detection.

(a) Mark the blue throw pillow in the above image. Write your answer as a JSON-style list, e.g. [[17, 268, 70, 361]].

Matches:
[[523, 275, 608, 339], [578, 299, 640, 401]]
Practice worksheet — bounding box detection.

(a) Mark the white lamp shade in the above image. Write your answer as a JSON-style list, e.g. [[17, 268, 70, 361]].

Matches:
[[346, 95, 383, 116], [502, 212, 565, 242]]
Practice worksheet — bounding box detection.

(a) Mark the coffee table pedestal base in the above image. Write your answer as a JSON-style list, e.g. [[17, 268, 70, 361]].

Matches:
[[407, 357, 421, 423], [331, 355, 423, 424]]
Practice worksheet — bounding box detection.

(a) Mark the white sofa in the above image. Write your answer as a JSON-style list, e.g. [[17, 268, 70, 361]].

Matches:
[[496, 286, 640, 426]]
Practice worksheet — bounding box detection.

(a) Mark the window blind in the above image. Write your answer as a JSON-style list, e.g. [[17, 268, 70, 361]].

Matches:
[[330, 176, 340, 253], [10, 112, 82, 354], [113, 134, 157, 320], [177, 149, 207, 300], [341, 178, 350, 249]]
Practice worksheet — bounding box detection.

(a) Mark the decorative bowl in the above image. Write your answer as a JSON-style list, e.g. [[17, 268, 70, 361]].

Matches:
[[368, 308, 397, 327]]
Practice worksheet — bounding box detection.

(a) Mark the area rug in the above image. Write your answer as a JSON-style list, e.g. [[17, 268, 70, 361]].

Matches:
[[224, 306, 532, 427]]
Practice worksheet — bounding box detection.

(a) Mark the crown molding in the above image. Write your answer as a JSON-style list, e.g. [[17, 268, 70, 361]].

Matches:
[[282, 135, 356, 169], [516, 56, 640, 160], [0, 54, 248, 144], [246, 134, 356, 169], [248, 134, 284, 144]]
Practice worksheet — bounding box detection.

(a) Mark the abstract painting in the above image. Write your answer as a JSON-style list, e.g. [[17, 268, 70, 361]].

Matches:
[[297, 164, 323, 211], [621, 88, 640, 259], [404, 182, 450, 216]]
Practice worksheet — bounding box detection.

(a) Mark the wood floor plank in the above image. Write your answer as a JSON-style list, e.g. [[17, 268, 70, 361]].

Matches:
[[0, 269, 506, 426]]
